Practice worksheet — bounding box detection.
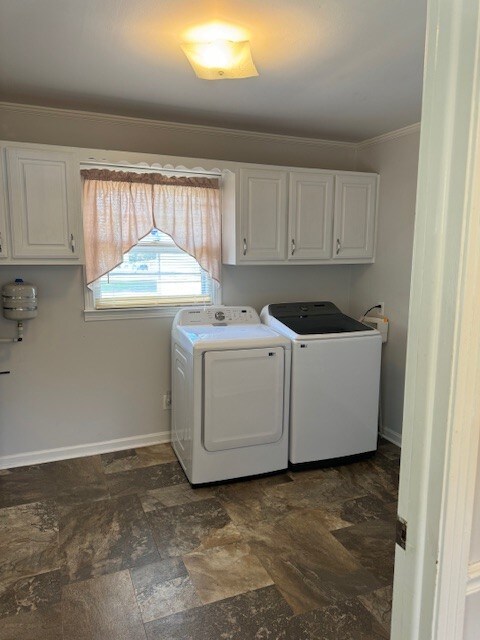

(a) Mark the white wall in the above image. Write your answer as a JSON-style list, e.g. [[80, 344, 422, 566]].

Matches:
[[0, 103, 355, 464], [349, 128, 420, 442], [0, 103, 357, 171], [0, 265, 351, 462], [0, 103, 421, 464], [464, 590, 480, 640]]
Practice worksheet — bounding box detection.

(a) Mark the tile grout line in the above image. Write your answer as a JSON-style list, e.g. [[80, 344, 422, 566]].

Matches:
[[126, 568, 149, 639]]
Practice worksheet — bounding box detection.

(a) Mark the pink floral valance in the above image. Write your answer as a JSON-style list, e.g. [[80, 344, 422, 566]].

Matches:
[[81, 169, 221, 286]]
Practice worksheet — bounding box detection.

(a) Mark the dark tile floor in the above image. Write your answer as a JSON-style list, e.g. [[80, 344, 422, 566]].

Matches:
[[0, 439, 400, 639]]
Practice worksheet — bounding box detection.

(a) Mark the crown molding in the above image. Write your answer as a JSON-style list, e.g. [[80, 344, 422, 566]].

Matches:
[[357, 122, 421, 149], [0, 101, 354, 150], [0, 101, 421, 153]]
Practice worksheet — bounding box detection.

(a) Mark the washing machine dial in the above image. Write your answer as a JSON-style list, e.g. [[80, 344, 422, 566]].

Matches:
[[215, 311, 226, 321]]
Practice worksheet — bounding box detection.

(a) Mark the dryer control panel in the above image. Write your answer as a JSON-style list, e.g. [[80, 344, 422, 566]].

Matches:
[[176, 306, 259, 326]]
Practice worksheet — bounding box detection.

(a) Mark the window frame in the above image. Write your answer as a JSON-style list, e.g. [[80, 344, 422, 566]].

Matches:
[[84, 281, 221, 322]]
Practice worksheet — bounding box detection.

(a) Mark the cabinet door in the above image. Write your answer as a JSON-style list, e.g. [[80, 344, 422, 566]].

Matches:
[[6, 147, 80, 260], [288, 172, 334, 260], [333, 174, 377, 260], [0, 151, 8, 259], [239, 168, 287, 261]]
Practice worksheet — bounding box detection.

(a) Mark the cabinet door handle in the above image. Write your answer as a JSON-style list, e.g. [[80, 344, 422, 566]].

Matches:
[[336, 238, 341, 255], [291, 238, 296, 255], [70, 234, 75, 253], [0, 232, 2, 254], [243, 238, 247, 256]]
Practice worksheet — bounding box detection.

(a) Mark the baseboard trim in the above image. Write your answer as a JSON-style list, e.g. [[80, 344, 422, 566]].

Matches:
[[379, 426, 402, 448], [0, 431, 172, 469], [467, 562, 480, 596]]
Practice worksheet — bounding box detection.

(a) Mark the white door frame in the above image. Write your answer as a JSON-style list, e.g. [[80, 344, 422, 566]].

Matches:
[[392, 1, 480, 639]]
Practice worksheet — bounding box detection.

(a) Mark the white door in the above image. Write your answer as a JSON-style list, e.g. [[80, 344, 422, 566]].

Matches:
[[239, 168, 287, 261], [333, 174, 377, 260], [391, 2, 480, 640], [203, 347, 284, 451], [6, 147, 80, 259], [288, 172, 334, 260]]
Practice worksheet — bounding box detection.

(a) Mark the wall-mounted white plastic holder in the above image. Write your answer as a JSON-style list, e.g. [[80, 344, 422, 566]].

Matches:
[[363, 315, 389, 343]]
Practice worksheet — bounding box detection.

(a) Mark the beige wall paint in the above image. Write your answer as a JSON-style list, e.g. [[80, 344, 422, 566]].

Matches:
[[0, 104, 356, 461], [0, 104, 420, 462], [0, 103, 357, 170], [349, 129, 420, 440], [470, 452, 480, 562], [0, 264, 351, 459], [466, 450, 480, 640], [464, 590, 480, 640]]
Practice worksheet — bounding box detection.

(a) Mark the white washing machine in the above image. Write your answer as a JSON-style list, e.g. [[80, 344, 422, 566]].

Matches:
[[171, 306, 291, 485], [261, 301, 381, 466]]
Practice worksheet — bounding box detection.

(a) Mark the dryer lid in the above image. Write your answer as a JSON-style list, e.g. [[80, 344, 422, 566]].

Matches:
[[177, 323, 290, 350]]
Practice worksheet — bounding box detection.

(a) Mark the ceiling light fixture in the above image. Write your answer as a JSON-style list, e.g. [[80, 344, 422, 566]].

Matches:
[[181, 31, 258, 80]]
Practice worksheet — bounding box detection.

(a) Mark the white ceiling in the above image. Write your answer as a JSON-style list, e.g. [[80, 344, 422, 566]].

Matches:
[[0, 0, 427, 142]]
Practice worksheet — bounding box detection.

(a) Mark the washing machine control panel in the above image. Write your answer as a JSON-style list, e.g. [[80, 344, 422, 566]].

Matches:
[[177, 306, 259, 325]]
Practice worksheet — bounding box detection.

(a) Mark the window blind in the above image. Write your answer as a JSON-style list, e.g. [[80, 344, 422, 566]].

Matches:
[[92, 230, 214, 309]]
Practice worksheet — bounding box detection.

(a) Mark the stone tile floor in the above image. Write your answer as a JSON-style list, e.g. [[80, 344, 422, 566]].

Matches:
[[0, 439, 400, 639]]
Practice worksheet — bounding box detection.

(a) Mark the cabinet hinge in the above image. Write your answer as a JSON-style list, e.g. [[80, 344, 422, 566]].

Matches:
[[396, 515, 407, 550]]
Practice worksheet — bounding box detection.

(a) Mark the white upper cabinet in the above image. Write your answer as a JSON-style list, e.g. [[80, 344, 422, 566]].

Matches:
[[223, 166, 377, 265], [0, 151, 8, 259], [6, 146, 81, 261], [288, 172, 334, 260], [239, 168, 288, 261], [0, 142, 377, 267], [333, 174, 377, 260]]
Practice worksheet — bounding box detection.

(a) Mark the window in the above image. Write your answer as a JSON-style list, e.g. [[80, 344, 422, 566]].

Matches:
[[90, 229, 217, 312], [82, 164, 222, 320]]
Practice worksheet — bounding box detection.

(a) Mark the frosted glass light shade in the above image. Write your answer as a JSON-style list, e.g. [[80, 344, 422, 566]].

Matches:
[[181, 40, 258, 80]]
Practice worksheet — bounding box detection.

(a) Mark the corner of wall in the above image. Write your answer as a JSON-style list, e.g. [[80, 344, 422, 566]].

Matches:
[[353, 142, 361, 172]]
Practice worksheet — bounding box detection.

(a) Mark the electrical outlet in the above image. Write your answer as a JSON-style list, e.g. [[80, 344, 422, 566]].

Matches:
[[163, 392, 171, 410], [377, 302, 385, 316]]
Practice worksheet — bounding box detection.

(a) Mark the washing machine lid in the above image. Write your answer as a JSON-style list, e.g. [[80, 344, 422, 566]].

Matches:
[[177, 323, 290, 350], [266, 301, 376, 339], [278, 314, 372, 335]]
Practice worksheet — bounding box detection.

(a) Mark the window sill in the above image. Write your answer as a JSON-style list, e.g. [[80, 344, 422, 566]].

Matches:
[[84, 306, 180, 321]]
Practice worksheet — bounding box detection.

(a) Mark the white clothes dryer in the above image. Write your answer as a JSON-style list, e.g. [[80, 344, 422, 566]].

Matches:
[[171, 306, 291, 485], [261, 301, 381, 466]]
